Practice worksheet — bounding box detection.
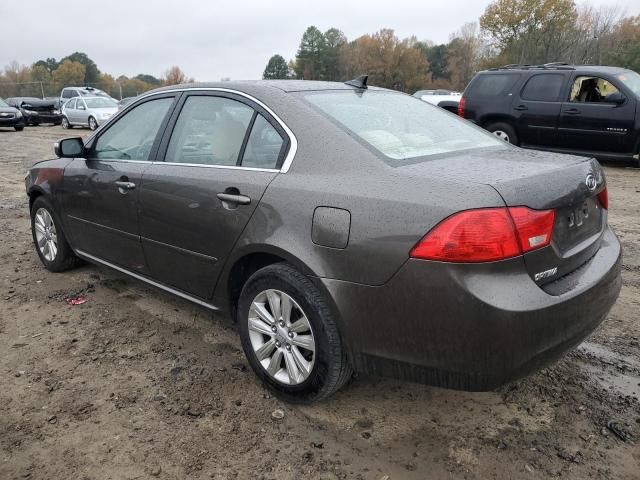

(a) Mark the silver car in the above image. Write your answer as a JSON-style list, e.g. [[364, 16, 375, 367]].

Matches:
[[61, 96, 118, 131]]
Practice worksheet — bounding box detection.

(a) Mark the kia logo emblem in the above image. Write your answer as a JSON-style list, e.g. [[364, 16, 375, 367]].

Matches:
[[585, 174, 597, 192]]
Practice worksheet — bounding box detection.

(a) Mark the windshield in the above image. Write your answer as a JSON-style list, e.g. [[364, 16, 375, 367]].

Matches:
[[303, 90, 503, 163], [85, 97, 117, 108], [0, 98, 8, 107], [617, 70, 640, 96]]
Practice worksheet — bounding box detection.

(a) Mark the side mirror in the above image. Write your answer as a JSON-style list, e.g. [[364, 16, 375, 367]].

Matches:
[[77, 104, 86, 110], [605, 92, 625, 105], [54, 137, 85, 158]]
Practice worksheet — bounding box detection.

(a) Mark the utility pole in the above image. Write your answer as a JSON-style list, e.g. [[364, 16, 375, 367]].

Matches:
[[40, 82, 45, 99]]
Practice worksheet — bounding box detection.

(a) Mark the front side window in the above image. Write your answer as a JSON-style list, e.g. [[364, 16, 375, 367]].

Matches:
[[77, 99, 86, 110], [66, 98, 77, 109], [165, 96, 254, 166], [521, 74, 564, 102], [241, 114, 284, 169], [616, 70, 640, 96], [303, 91, 503, 163], [93, 97, 174, 161], [570, 76, 620, 103]]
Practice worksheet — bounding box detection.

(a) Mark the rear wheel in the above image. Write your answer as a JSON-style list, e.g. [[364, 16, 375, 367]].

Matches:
[[14, 126, 24, 131], [88, 116, 98, 131], [486, 122, 518, 145], [61, 117, 71, 129], [30, 196, 82, 272], [238, 263, 352, 403]]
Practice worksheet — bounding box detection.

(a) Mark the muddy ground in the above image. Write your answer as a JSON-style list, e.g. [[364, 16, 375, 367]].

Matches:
[[1, 125, 639, 480]]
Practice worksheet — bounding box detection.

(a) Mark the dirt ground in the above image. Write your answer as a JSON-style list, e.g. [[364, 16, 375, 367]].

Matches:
[[0, 125, 638, 480]]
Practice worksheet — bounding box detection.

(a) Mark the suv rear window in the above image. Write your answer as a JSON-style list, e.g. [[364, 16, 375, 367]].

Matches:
[[521, 74, 564, 102], [469, 73, 520, 96], [302, 90, 503, 163]]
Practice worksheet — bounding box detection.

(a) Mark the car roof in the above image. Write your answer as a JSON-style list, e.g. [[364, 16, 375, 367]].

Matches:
[[484, 64, 630, 74], [145, 80, 388, 96]]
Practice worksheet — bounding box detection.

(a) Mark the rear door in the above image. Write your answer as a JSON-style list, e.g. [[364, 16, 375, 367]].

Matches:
[[138, 91, 288, 299], [62, 94, 178, 271], [514, 73, 566, 147], [558, 74, 637, 153]]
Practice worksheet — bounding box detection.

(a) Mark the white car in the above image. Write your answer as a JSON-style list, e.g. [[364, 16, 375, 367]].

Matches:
[[61, 96, 118, 130], [413, 89, 462, 113]]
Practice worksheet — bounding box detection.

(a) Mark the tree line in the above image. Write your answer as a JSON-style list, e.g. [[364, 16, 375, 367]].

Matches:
[[263, 0, 640, 92], [0, 52, 193, 99]]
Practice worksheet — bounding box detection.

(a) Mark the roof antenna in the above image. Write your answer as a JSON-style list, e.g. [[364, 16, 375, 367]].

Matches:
[[345, 75, 368, 89]]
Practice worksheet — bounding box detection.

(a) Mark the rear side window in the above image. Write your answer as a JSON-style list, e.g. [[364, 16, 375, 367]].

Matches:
[[165, 96, 254, 166], [521, 74, 564, 102], [469, 73, 520, 96], [241, 114, 284, 169]]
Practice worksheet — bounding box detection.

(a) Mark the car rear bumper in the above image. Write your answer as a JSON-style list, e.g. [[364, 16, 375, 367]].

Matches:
[[320, 226, 622, 391]]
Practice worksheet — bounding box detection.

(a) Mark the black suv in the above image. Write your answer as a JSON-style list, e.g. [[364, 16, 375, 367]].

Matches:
[[459, 64, 640, 165]]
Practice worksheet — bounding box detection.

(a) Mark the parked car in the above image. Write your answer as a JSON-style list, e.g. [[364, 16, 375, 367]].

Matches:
[[6, 97, 62, 126], [459, 63, 640, 166], [413, 89, 462, 113], [25, 78, 621, 402], [0, 97, 25, 131], [61, 96, 119, 130], [59, 86, 115, 106]]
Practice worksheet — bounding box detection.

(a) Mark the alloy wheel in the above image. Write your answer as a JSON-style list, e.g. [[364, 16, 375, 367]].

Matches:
[[247, 289, 316, 385], [493, 130, 510, 142], [34, 208, 58, 262], [89, 117, 97, 130]]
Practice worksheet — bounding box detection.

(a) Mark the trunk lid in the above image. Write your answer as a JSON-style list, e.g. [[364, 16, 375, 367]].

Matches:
[[397, 147, 607, 287]]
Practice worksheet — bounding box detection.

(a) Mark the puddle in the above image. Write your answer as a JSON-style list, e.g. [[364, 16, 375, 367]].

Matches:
[[575, 342, 640, 399]]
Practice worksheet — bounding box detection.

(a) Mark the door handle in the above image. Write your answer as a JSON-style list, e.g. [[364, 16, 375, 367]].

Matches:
[[217, 192, 251, 205], [564, 108, 580, 115], [115, 180, 136, 191], [513, 105, 528, 111]]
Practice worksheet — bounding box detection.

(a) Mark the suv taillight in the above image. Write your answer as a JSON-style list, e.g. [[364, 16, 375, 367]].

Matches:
[[457, 97, 466, 118], [410, 207, 555, 263]]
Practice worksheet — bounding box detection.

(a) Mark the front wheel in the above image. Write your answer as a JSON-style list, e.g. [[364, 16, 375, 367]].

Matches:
[[61, 117, 71, 129], [486, 122, 518, 145], [14, 126, 24, 131], [88, 116, 98, 131], [31, 196, 82, 272], [238, 263, 352, 403]]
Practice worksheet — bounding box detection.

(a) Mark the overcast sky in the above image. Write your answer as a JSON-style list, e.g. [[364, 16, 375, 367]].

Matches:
[[1, 0, 638, 81]]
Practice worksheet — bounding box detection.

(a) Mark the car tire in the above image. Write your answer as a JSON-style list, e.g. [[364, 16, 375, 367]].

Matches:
[[88, 116, 98, 131], [61, 117, 71, 129], [14, 126, 24, 131], [238, 263, 352, 403], [30, 196, 82, 272], [486, 122, 518, 145]]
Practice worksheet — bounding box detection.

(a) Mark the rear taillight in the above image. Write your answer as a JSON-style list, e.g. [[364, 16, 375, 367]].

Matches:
[[597, 187, 608, 209], [410, 207, 555, 263], [457, 97, 466, 118]]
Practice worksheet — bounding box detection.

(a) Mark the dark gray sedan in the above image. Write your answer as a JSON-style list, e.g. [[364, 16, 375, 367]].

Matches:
[[24, 79, 621, 402]]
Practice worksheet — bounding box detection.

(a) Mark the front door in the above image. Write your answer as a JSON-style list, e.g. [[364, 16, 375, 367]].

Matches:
[[62, 94, 178, 271], [557, 74, 637, 154], [65, 98, 78, 124], [514, 72, 566, 147], [138, 92, 288, 299], [75, 98, 89, 126]]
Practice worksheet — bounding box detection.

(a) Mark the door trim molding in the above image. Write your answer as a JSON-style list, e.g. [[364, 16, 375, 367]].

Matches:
[[75, 249, 220, 311]]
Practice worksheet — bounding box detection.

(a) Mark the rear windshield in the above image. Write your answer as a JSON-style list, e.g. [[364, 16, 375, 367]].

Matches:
[[85, 97, 117, 108], [302, 90, 503, 162]]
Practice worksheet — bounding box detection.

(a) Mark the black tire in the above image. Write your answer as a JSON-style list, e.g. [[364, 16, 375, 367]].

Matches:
[[238, 263, 352, 403], [61, 117, 71, 129], [30, 196, 82, 272], [14, 126, 24, 131], [88, 116, 98, 131], [486, 122, 519, 145]]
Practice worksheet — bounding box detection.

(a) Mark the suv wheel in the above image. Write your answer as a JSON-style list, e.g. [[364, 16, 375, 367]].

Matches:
[[238, 263, 352, 403], [487, 122, 518, 145], [30, 196, 82, 272]]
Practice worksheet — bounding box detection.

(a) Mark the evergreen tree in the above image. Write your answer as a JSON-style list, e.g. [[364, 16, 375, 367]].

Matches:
[[263, 55, 290, 79]]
